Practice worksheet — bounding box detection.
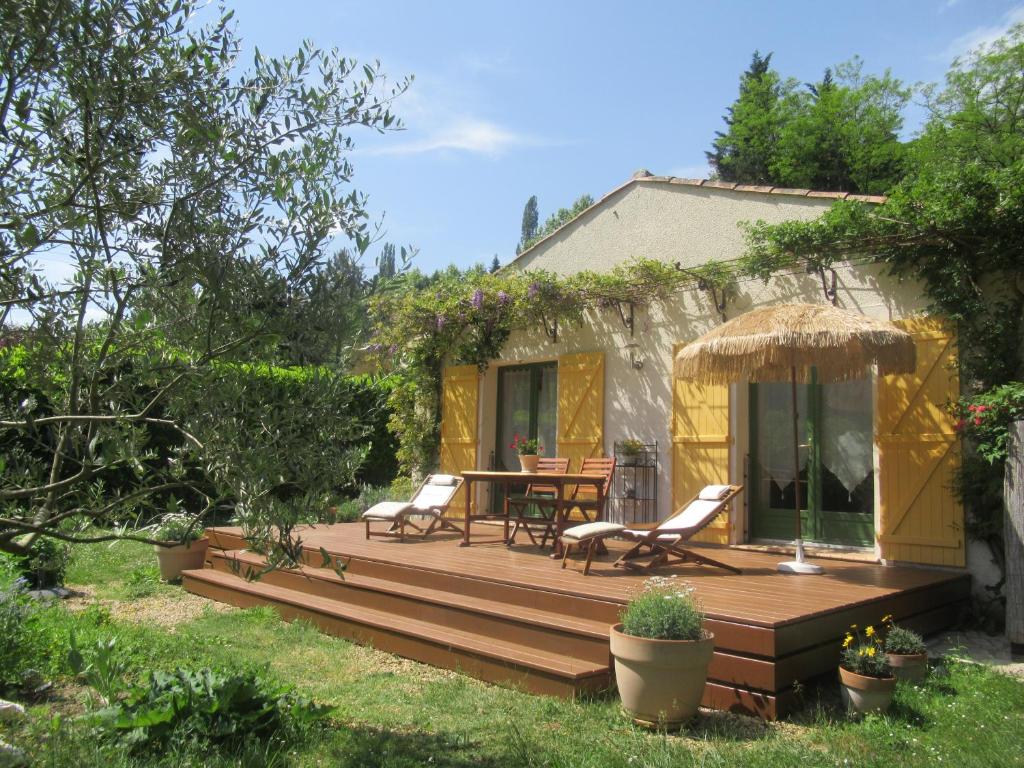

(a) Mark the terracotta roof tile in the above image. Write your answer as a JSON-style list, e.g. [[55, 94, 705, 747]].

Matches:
[[846, 193, 887, 203], [806, 190, 849, 199], [734, 184, 777, 194], [768, 187, 811, 196], [664, 177, 704, 186], [700, 180, 738, 190]]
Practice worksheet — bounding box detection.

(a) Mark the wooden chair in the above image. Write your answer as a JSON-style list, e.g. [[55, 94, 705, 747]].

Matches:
[[563, 456, 616, 526], [560, 484, 743, 575], [505, 457, 570, 547], [362, 474, 465, 542]]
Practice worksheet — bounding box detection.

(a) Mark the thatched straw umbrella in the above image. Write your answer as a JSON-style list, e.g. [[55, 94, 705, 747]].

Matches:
[[674, 303, 916, 574]]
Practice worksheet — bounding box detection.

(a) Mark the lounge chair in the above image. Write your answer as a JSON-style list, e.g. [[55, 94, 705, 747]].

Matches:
[[505, 456, 570, 546], [559, 484, 743, 575], [363, 474, 465, 541]]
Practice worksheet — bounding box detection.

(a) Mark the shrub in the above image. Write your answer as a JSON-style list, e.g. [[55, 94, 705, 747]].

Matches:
[[87, 668, 330, 753], [620, 576, 704, 641], [840, 622, 892, 678], [0, 556, 45, 689], [326, 477, 415, 523], [123, 566, 162, 599], [18, 535, 72, 589], [884, 621, 927, 656]]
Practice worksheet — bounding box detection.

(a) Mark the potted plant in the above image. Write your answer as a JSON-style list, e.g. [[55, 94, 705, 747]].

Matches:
[[610, 576, 712, 728], [882, 615, 929, 683], [839, 622, 895, 714], [511, 433, 543, 473], [153, 513, 209, 582], [619, 438, 645, 466]]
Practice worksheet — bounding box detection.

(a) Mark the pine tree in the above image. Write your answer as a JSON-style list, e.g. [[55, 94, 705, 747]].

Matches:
[[707, 51, 789, 184], [517, 195, 539, 254], [490, 255, 501, 273]]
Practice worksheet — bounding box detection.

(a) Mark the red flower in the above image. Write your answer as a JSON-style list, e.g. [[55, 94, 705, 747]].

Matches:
[[974, 417, 983, 426], [955, 418, 966, 431], [967, 404, 977, 412], [975, 405, 988, 413]]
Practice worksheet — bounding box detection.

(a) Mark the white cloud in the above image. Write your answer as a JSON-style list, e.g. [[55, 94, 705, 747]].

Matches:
[[942, 5, 1024, 59], [667, 163, 712, 180], [367, 118, 547, 157]]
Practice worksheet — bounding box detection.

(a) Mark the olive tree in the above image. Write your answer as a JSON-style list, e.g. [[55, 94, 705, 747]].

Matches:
[[0, 0, 407, 560]]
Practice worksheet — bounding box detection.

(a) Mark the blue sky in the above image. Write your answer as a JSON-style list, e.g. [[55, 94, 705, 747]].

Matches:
[[231, 1, 1020, 274]]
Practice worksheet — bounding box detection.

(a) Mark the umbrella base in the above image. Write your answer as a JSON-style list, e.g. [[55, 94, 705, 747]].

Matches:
[[777, 559, 825, 575]]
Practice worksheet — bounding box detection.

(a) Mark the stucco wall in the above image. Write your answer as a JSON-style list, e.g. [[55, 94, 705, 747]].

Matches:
[[513, 181, 842, 274], [481, 259, 929, 542]]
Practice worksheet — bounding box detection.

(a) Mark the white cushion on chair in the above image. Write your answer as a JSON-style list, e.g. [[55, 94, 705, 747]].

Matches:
[[624, 530, 683, 543], [661, 498, 724, 529], [362, 501, 413, 520], [427, 474, 460, 486], [560, 521, 625, 541], [699, 484, 732, 501]]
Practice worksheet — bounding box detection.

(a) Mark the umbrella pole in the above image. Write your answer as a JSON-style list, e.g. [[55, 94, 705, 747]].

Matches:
[[778, 366, 824, 575]]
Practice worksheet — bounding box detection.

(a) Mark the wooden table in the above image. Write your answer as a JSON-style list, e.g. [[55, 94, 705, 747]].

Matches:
[[459, 470, 607, 554]]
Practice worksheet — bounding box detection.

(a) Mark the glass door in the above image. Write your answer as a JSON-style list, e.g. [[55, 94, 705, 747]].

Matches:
[[494, 363, 557, 509], [496, 363, 557, 471], [749, 371, 874, 547]]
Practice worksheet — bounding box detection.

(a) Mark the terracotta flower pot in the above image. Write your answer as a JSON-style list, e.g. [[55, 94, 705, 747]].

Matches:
[[154, 537, 210, 582], [518, 454, 540, 473], [886, 652, 928, 683], [610, 623, 714, 728], [839, 666, 896, 714]]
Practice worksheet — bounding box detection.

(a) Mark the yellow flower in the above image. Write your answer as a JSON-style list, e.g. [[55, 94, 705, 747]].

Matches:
[[866, 646, 876, 657], [882, 614, 893, 623], [865, 626, 875, 637], [842, 634, 853, 648]]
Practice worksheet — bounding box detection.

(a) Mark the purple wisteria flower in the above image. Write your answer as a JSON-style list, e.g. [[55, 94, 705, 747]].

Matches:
[[472, 289, 485, 310], [388, 344, 398, 355], [497, 290, 510, 306], [528, 282, 540, 299]]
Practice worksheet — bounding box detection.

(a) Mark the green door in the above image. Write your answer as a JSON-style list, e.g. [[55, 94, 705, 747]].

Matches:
[[749, 371, 875, 547]]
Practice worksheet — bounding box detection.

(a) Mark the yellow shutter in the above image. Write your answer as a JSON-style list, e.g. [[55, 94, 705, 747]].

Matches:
[[557, 353, 604, 511], [876, 318, 964, 566], [672, 344, 733, 544], [439, 365, 479, 519]]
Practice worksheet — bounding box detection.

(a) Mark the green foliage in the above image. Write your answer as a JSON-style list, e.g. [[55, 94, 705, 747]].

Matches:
[[840, 623, 891, 678], [709, 53, 909, 193], [518, 195, 539, 254], [741, 26, 1024, 589], [86, 667, 330, 753], [368, 258, 736, 472], [122, 566, 162, 600], [619, 576, 704, 641], [883, 624, 926, 656], [68, 633, 131, 704], [953, 383, 1024, 463], [322, 477, 415, 523], [521, 194, 595, 251], [0, 0, 407, 561], [152, 512, 204, 544], [0, 557, 39, 689], [16, 535, 72, 589], [510, 433, 542, 456], [708, 51, 791, 185]]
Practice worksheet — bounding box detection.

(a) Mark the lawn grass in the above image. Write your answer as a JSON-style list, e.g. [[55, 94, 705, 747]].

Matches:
[[3, 538, 1022, 767]]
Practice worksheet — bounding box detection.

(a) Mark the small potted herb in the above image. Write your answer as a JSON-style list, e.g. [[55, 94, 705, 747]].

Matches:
[[882, 615, 928, 682], [510, 433, 543, 473], [619, 439, 645, 466], [610, 576, 713, 727], [839, 622, 895, 714], [152, 513, 209, 582]]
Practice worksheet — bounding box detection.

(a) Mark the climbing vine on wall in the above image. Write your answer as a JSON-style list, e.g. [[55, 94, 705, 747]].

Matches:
[[367, 258, 737, 473]]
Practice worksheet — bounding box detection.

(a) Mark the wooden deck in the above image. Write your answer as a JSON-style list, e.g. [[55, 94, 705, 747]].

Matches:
[[183, 522, 970, 719]]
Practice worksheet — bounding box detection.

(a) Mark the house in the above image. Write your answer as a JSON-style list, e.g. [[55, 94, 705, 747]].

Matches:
[[439, 170, 990, 585], [186, 171, 976, 718]]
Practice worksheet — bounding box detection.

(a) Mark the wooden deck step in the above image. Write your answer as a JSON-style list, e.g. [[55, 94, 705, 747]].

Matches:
[[205, 549, 613, 664], [182, 567, 611, 698]]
